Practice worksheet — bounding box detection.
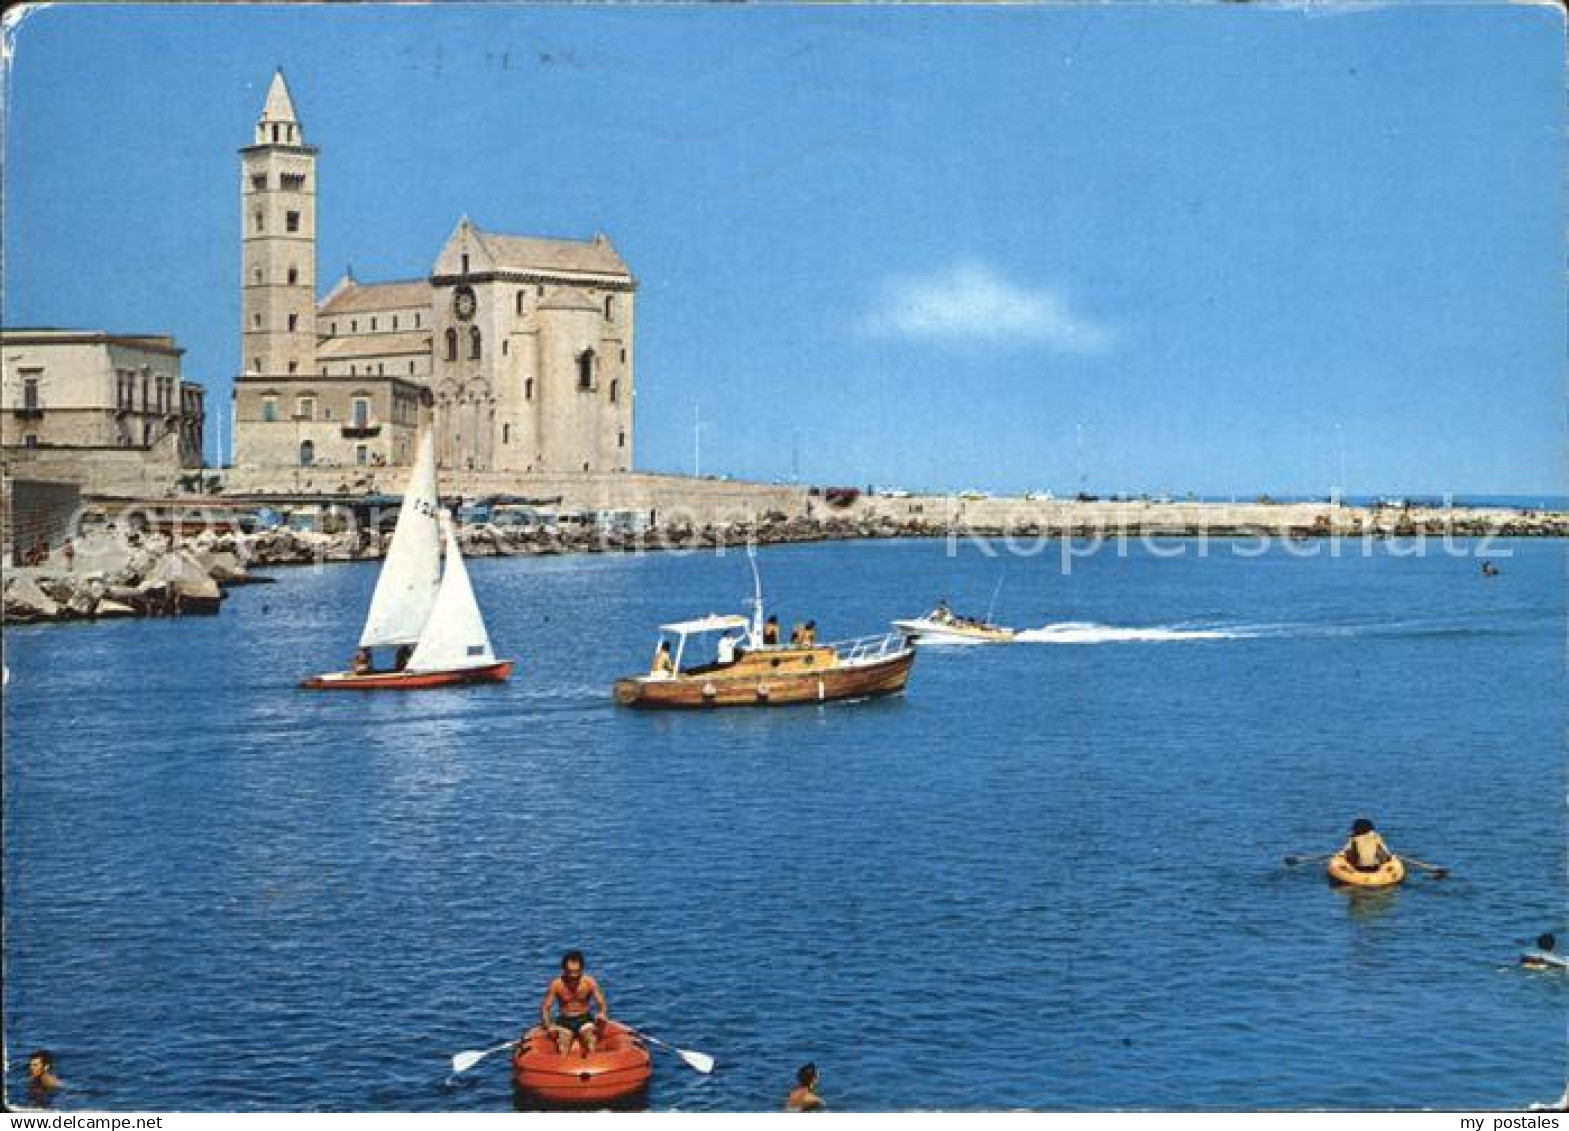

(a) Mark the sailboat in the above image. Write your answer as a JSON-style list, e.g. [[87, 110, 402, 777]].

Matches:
[[302, 430, 512, 690]]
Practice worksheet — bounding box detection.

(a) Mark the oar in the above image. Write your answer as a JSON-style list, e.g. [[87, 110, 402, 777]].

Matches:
[[450, 1039, 517, 1076], [1284, 852, 1335, 867], [628, 1028, 715, 1074], [1400, 855, 1449, 879]]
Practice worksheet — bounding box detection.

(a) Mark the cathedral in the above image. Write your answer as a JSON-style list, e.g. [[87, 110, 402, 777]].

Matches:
[[232, 71, 636, 477]]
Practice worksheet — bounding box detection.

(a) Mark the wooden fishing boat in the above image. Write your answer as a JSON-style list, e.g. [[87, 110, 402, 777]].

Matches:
[[512, 1020, 651, 1107], [613, 553, 916, 709], [302, 430, 511, 690]]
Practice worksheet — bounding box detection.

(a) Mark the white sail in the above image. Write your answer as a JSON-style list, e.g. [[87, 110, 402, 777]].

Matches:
[[406, 518, 497, 673], [359, 430, 441, 648]]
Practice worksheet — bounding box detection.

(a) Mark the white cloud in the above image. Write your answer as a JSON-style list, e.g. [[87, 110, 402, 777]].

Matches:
[[864, 261, 1118, 354]]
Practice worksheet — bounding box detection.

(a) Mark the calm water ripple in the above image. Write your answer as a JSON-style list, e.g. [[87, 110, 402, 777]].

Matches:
[[3, 538, 1564, 1110]]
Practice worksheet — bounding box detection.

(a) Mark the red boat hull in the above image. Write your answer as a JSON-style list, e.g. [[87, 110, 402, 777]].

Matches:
[[300, 661, 512, 690], [511, 1021, 651, 1107]]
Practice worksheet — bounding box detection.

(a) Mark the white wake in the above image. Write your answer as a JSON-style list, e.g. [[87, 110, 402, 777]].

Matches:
[[1013, 621, 1265, 644]]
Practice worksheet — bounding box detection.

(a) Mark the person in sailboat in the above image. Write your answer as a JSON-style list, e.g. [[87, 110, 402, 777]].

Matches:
[[651, 640, 675, 677], [351, 648, 373, 676]]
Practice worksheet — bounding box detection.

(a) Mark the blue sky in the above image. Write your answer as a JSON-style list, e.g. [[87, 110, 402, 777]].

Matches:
[[3, 3, 1562, 495]]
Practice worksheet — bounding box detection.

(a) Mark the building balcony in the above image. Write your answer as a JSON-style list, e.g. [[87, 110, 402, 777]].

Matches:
[[341, 423, 382, 439]]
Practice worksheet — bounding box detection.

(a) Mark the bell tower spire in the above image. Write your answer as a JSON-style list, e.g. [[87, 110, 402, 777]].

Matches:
[[256, 69, 304, 146]]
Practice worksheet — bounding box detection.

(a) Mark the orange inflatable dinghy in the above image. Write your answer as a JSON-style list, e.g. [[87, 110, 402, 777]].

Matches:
[[1326, 853, 1406, 889], [512, 1020, 651, 1107]]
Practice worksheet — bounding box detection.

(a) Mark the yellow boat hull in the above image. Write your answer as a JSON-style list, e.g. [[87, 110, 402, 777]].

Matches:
[[1326, 854, 1406, 889]]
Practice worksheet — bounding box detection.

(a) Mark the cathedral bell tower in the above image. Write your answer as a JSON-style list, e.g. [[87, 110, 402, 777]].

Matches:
[[239, 70, 318, 384]]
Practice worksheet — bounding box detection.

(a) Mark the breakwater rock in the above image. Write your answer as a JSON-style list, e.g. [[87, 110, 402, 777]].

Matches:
[[3, 532, 263, 625]]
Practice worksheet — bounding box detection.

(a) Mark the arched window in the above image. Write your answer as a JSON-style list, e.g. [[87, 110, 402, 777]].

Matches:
[[502, 422, 511, 445], [469, 326, 482, 360], [604, 295, 615, 321], [516, 291, 525, 315], [577, 350, 595, 390], [299, 439, 315, 466], [445, 328, 458, 361], [525, 378, 533, 400]]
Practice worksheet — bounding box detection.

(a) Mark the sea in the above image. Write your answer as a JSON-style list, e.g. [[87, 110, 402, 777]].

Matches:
[[3, 536, 1564, 1111]]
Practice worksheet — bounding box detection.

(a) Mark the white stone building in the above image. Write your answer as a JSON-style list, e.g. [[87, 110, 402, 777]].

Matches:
[[232, 71, 636, 478], [0, 329, 205, 493]]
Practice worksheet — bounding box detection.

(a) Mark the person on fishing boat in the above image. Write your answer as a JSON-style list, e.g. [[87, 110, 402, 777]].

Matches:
[[541, 950, 609, 1056], [763, 615, 781, 646], [1338, 818, 1394, 873], [789, 622, 805, 646], [651, 640, 675, 676], [801, 620, 817, 646], [1522, 933, 1568, 970], [785, 1062, 825, 1112]]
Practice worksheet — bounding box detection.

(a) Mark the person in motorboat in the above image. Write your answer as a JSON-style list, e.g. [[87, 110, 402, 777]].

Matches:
[[540, 950, 610, 1057], [789, 622, 806, 646], [785, 1062, 825, 1112], [651, 640, 675, 676], [351, 648, 374, 676], [763, 615, 781, 646], [1522, 933, 1568, 970], [716, 630, 740, 665], [931, 600, 954, 625], [1337, 818, 1394, 873], [801, 620, 817, 646]]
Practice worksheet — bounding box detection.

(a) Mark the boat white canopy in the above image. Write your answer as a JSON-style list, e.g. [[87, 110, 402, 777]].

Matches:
[[658, 614, 750, 636]]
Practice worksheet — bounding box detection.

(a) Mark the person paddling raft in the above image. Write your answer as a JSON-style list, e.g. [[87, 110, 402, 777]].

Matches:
[[541, 949, 610, 1056], [1338, 818, 1394, 874], [1522, 933, 1568, 970]]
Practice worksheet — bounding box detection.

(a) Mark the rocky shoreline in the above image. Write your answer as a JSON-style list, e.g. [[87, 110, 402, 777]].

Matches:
[[5, 508, 1566, 626]]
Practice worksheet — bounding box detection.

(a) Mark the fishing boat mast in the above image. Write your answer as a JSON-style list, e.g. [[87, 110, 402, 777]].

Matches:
[[745, 542, 765, 647]]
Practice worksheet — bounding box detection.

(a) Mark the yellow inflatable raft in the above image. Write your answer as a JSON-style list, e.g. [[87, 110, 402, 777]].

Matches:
[[1326, 853, 1406, 888]]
